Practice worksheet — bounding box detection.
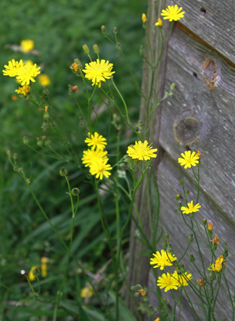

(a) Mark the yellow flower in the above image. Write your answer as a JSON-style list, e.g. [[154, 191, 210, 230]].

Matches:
[[181, 201, 201, 214], [150, 250, 177, 270], [211, 236, 219, 245], [15, 85, 30, 98], [155, 18, 163, 27], [173, 270, 192, 287], [81, 286, 93, 298], [28, 266, 37, 281], [157, 272, 179, 292], [155, 318, 160, 321], [2, 59, 24, 77], [41, 257, 49, 278], [89, 158, 112, 180], [70, 62, 79, 72], [208, 222, 213, 231], [82, 149, 108, 167], [16, 63, 41, 85], [138, 289, 146, 296], [178, 150, 199, 169], [142, 13, 147, 23], [208, 255, 225, 272], [83, 59, 115, 88], [21, 39, 34, 52], [127, 141, 157, 161], [161, 5, 185, 22], [38, 74, 51, 86], [85, 132, 107, 151]]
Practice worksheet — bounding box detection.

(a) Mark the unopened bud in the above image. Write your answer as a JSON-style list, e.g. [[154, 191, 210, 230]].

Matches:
[[223, 241, 227, 249], [188, 234, 193, 243], [170, 83, 175, 91], [74, 58, 82, 68], [6, 150, 11, 158], [202, 218, 207, 226], [167, 244, 173, 254], [72, 188, 80, 196], [185, 190, 190, 196], [13, 153, 18, 160], [113, 27, 118, 34], [37, 137, 43, 147], [59, 167, 68, 177], [223, 249, 228, 259], [179, 177, 184, 185], [208, 272, 216, 281], [82, 44, 89, 54], [101, 25, 107, 34], [162, 240, 167, 249], [44, 139, 51, 147], [175, 194, 180, 201], [139, 45, 144, 56], [164, 233, 169, 240], [189, 254, 195, 263], [180, 265, 186, 273], [32, 268, 41, 277], [208, 222, 213, 231], [23, 136, 29, 145], [93, 44, 99, 54]]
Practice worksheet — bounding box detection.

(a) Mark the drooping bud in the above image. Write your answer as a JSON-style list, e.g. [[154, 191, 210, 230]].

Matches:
[[59, 167, 68, 177]]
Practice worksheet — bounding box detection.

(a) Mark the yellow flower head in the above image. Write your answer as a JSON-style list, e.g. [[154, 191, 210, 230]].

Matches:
[[70, 62, 79, 72], [82, 149, 108, 167], [127, 140, 157, 161], [81, 286, 93, 298], [15, 85, 30, 98], [208, 222, 213, 231], [38, 74, 50, 86], [157, 272, 179, 292], [142, 13, 147, 23], [208, 255, 225, 272], [155, 18, 163, 27], [83, 59, 115, 88], [173, 270, 192, 287], [29, 266, 37, 281], [21, 39, 34, 53], [2, 59, 24, 77], [85, 132, 107, 151], [181, 200, 201, 214], [89, 158, 112, 180], [178, 150, 199, 169], [138, 289, 146, 296], [211, 236, 219, 246], [161, 5, 185, 22], [155, 318, 160, 321], [150, 249, 177, 270], [16, 63, 41, 85]]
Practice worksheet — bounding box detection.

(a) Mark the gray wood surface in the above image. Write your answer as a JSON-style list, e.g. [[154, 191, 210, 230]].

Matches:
[[147, 154, 235, 320], [168, 0, 235, 64], [159, 26, 235, 221]]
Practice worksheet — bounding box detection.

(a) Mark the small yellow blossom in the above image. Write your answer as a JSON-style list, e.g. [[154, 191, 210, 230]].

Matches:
[[17, 63, 41, 85], [15, 85, 30, 98], [138, 289, 146, 296], [38, 74, 51, 86], [150, 249, 177, 270], [29, 266, 37, 281], [208, 255, 225, 272], [2, 59, 24, 77], [196, 150, 201, 158], [173, 270, 192, 287], [85, 132, 107, 151], [81, 286, 93, 298], [208, 222, 213, 231], [181, 201, 201, 214], [161, 5, 185, 22], [21, 39, 34, 53], [157, 272, 179, 292], [211, 236, 219, 246], [83, 59, 115, 88], [70, 62, 79, 72], [127, 141, 157, 161], [155, 18, 163, 27], [142, 13, 147, 23], [178, 150, 199, 169]]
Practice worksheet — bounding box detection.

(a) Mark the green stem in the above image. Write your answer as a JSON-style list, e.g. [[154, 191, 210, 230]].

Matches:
[[111, 79, 130, 123], [178, 241, 191, 263]]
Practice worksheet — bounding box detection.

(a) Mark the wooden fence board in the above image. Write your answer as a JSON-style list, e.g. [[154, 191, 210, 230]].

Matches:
[[168, 0, 235, 64], [147, 154, 235, 320], [159, 26, 235, 221]]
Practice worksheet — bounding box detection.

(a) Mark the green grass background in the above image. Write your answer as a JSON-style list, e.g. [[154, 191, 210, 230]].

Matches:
[[0, 0, 147, 319]]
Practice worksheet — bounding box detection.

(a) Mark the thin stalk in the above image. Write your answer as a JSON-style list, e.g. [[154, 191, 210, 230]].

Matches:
[[111, 79, 130, 123], [178, 241, 191, 263]]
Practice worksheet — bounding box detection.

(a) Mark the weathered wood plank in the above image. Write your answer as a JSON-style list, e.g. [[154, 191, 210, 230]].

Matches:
[[169, 0, 235, 64], [148, 154, 235, 320], [159, 26, 235, 221]]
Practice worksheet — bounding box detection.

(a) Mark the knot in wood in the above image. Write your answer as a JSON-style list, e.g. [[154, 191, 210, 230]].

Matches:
[[173, 117, 199, 145]]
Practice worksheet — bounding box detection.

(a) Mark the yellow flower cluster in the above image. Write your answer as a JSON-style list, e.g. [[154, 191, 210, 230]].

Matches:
[[82, 132, 112, 180], [3, 59, 41, 88]]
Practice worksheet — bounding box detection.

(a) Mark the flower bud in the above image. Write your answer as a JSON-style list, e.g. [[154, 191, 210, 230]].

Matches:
[[72, 188, 80, 196], [139, 45, 144, 56], [93, 44, 99, 54], [189, 254, 195, 263], [164, 233, 169, 240], [179, 177, 184, 185], [37, 137, 43, 147], [185, 190, 190, 196], [59, 167, 68, 177], [170, 83, 175, 91], [162, 240, 167, 249], [23, 136, 29, 145], [223, 249, 228, 259], [13, 153, 18, 161], [188, 234, 193, 243], [202, 218, 207, 226], [44, 139, 51, 147], [32, 268, 41, 277], [180, 265, 186, 273], [208, 272, 216, 281], [82, 44, 89, 54], [6, 150, 11, 158], [113, 27, 118, 34], [142, 13, 147, 24], [223, 241, 227, 249], [101, 25, 107, 34], [208, 222, 213, 231], [167, 244, 173, 254], [175, 194, 180, 201]]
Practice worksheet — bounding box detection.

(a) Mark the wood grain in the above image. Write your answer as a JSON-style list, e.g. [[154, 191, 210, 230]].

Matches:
[[167, 0, 235, 64], [159, 26, 235, 221], [147, 154, 235, 320]]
